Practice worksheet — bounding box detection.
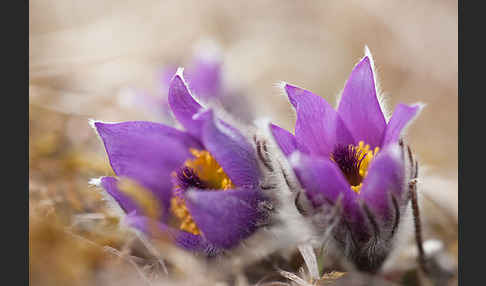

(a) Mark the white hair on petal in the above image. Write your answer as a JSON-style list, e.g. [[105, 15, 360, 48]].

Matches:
[[408, 102, 426, 123], [191, 107, 210, 120], [335, 47, 392, 120], [88, 177, 127, 219], [88, 176, 104, 187], [364, 45, 379, 94], [268, 81, 289, 102], [272, 81, 298, 128], [174, 67, 205, 108], [392, 102, 426, 139], [88, 118, 123, 130], [274, 80, 288, 91], [88, 118, 128, 151], [88, 118, 98, 131], [415, 102, 427, 110], [274, 80, 291, 94], [364, 45, 391, 121], [175, 66, 185, 78], [88, 118, 119, 143], [334, 87, 345, 109]]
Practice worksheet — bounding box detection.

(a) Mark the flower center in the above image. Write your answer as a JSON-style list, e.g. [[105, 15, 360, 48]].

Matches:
[[170, 149, 234, 235], [330, 141, 379, 194]]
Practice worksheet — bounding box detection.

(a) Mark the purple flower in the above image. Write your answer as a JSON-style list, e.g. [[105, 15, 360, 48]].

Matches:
[[158, 54, 222, 101], [137, 48, 253, 123], [269, 51, 423, 272], [91, 69, 267, 256]]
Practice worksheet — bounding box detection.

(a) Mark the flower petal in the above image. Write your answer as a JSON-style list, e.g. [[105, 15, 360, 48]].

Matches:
[[381, 103, 423, 147], [269, 123, 299, 156], [125, 214, 220, 256], [198, 110, 260, 187], [168, 71, 204, 138], [99, 176, 139, 214], [337, 56, 386, 148], [284, 83, 354, 157], [186, 56, 222, 99], [184, 187, 265, 249], [360, 144, 405, 221], [290, 152, 360, 221], [93, 121, 202, 216]]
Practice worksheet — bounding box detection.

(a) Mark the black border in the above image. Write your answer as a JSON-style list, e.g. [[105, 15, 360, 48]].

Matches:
[[4, 1, 28, 284], [459, 0, 483, 284], [458, 0, 462, 283]]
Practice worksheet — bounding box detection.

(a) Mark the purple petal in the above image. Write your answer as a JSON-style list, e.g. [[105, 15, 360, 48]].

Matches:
[[291, 153, 361, 222], [93, 121, 202, 217], [269, 123, 299, 156], [168, 72, 204, 138], [99, 176, 139, 214], [360, 144, 405, 221], [186, 57, 222, 99], [381, 103, 422, 147], [285, 83, 354, 157], [337, 57, 386, 148], [198, 110, 260, 187], [184, 187, 265, 249], [125, 215, 220, 255]]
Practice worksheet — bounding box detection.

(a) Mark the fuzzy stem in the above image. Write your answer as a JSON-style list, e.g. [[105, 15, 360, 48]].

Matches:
[[410, 179, 428, 274]]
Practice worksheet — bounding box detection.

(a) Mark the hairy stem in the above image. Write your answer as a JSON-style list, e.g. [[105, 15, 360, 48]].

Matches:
[[410, 179, 428, 274]]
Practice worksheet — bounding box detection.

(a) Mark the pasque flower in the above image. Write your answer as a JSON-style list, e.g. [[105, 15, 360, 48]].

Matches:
[[159, 52, 223, 101], [269, 50, 423, 272], [91, 69, 267, 256], [136, 47, 253, 123], [131, 51, 224, 123]]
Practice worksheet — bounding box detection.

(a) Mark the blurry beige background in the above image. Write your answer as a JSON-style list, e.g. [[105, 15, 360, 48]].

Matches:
[[29, 1, 458, 284], [29, 0, 458, 175]]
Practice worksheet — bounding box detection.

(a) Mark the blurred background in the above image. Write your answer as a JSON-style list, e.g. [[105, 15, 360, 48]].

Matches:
[[29, 1, 458, 285]]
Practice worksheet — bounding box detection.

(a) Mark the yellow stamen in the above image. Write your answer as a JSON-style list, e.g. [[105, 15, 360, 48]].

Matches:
[[350, 141, 379, 194], [170, 196, 201, 235], [170, 149, 234, 235], [351, 184, 363, 193], [185, 149, 235, 190]]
